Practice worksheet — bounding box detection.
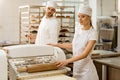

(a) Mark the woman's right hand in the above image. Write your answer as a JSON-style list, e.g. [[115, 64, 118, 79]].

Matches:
[[55, 60, 69, 68]]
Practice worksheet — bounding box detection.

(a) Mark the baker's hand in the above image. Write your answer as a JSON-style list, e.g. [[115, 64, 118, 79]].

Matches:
[[55, 60, 69, 68]]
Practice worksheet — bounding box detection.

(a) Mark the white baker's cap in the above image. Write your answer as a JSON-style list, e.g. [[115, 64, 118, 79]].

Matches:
[[46, 0, 58, 9], [78, 5, 92, 16]]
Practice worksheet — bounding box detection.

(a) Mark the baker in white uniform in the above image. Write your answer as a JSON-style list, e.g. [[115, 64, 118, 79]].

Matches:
[[48, 5, 99, 80], [35, 1, 60, 45]]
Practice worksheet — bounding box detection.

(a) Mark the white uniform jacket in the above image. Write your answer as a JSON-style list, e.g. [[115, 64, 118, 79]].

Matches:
[[35, 16, 60, 45], [72, 25, 99, 80]]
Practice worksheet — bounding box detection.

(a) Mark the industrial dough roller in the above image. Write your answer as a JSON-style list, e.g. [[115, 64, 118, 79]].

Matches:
[[4, 44, 76, 80], [0, 50, 7, 80]]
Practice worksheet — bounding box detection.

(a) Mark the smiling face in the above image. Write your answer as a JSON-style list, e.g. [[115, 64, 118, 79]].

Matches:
[[45, 7, 56, 18], [78, 13, 91, 26]]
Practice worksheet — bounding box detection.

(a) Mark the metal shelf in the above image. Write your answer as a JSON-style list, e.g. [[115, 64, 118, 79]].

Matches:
[[19, 5, 75, 44]]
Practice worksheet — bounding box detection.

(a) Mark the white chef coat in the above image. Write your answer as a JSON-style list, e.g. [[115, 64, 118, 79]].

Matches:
[[35, 16, 60, 45], [72, 25, 99, 80]]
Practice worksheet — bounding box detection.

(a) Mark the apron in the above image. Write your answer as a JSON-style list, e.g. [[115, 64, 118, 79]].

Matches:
[[35, 16, 60, 45], [72, 26, 99, 80]]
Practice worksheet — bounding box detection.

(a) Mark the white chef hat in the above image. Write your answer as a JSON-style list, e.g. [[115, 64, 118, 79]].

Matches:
[[46, 0, 58, 9], [78, 5, 92, 16]]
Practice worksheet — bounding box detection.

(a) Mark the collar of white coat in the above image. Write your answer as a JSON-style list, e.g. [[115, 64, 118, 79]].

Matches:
[[43, 15, 56, 20], [81, 26, 93, 31], [76, 25, 93, 32]]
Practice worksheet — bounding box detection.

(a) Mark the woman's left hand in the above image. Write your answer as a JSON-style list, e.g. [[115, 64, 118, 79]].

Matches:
[[55, 60, 69, 68]]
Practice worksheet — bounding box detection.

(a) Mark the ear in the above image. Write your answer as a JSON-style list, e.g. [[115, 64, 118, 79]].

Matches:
[[54, 9, 56, 13], [53, 12, 56, 16], [87, 16, 91, 20]]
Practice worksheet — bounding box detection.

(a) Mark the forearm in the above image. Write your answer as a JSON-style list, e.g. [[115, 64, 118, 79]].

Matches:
[[66, 53, 87, 63], [55, 52, 87, 68], [55, 43, 72, 49], [66, 40, 96, 63]]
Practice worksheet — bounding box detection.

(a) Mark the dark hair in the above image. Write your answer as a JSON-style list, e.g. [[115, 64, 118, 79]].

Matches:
[[90, 20, 93, 28]]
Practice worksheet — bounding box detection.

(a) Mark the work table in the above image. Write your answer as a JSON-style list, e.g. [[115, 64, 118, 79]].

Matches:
[[65, 49, 120, 80], [93, 56, 120, 80], [93, 56, 120, 69]]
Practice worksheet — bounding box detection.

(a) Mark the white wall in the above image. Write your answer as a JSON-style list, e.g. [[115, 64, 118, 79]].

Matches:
[[97, 0, 118, 16], [89, 0, 97, 30], [0, 0, 42, 43]]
